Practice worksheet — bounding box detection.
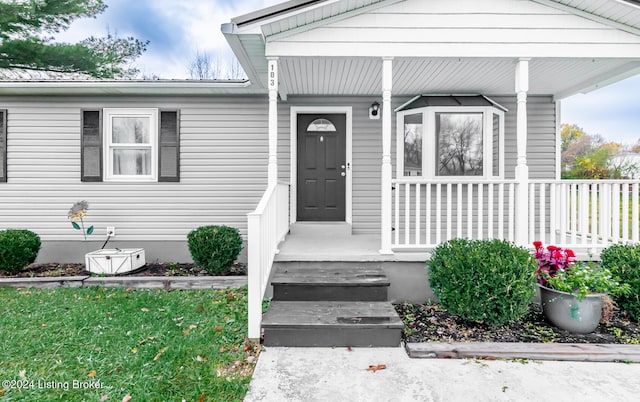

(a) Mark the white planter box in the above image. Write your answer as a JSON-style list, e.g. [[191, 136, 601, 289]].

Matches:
[[85, 248, 146, 275]]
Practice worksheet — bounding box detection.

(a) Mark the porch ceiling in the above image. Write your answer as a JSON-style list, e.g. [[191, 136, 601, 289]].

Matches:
[[278, 56, 640, 99]]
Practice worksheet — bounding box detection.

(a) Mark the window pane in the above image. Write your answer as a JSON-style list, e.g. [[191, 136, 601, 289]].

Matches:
[[307, 118, 336, 132], [112, 117, 150, 144], [403, 113, 423, 176], [436, 113, 483, 176], [113, 149, 151, 175]]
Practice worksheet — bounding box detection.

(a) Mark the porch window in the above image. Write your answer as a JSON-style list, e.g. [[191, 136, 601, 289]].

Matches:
[[396, 95, 505, 179], [436, 113, 483, 176], [403, 113, 423, 176]]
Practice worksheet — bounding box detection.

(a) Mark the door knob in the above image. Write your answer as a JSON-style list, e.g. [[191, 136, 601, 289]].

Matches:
[[341, 172, 346, 176]]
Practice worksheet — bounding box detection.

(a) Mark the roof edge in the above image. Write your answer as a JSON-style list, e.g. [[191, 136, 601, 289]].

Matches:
[[232, 0, 326, 27]]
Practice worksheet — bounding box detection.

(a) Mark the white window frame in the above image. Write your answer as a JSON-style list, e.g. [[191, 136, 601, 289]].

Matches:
[[396, 106, 504, 180], [104, 108, 158, 182]]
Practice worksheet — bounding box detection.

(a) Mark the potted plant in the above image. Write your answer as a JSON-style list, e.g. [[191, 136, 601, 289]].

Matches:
[[533, 241, 629, 333]]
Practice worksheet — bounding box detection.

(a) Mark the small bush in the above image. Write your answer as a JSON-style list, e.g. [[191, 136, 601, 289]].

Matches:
[[601, 244, 640, 321], [0, 229, 41, 273], [187, 225, 243, 274], [428, 238, 537, 326]]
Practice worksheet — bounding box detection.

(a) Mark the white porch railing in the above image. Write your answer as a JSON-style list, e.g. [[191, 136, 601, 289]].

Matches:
[[391, 179, 518, 248], [391, 178, 640, 252], [246, 182, 289, 339], [529, 180, 640, 250]]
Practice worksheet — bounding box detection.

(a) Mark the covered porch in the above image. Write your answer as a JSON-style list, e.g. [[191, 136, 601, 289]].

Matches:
[[225, 0, 640, 338]]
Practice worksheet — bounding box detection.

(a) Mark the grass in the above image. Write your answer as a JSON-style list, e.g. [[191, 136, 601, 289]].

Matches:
[[0, 286, 258, 401]]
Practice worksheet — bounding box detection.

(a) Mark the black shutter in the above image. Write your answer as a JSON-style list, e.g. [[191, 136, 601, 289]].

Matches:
[[81, 109, 103, 182], [158, 110, 180, 182], [0, 109, 6, 182]]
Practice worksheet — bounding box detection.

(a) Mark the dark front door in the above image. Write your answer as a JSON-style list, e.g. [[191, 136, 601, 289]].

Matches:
[[297, 113, 346, 221]]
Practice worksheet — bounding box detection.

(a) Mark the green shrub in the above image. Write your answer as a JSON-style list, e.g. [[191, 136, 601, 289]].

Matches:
[[0, 229, 41, 273], [428, 238, 537, 326], [601, 244, 640, 321], [187, 225, 243, 274]]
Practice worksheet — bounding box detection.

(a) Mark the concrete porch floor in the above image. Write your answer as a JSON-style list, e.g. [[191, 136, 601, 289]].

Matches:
[[275, 222, 430, 262]]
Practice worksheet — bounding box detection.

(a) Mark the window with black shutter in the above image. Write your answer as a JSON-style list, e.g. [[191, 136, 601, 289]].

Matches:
[[81, 108, 179, 182], [159, 110, 180, 182], [81, 109, 103, 182]]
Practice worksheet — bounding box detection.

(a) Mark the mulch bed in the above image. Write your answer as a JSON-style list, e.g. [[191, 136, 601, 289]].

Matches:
[[0, 262, 247, 278], [395, 301, 640, 344]]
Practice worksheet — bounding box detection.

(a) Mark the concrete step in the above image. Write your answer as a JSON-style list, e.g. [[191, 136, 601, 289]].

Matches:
[[262, 301, 403, 347], [288, 222, 352, 237], [271, 262, 389, 301]]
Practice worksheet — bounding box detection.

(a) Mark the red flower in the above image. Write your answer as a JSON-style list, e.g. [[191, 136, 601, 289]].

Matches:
[[533, 241, 542, 249], [547, 245, 560, 252], [566, 249, 575, 258]]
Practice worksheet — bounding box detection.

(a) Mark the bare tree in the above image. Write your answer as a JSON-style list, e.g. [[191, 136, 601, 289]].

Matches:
[[188, 51, 222, 80], [437, 114, 483, 176], [188, 51, 246, 80]]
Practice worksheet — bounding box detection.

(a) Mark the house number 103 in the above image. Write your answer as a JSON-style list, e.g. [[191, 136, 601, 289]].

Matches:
[[269, 62, 277, 89]]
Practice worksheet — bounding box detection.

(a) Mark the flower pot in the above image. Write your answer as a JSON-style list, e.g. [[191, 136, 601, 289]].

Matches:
[[538, 284, 604, 334]]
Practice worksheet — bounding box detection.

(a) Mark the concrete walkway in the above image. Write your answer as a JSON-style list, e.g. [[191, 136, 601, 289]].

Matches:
[[245, 346, 640, 402]]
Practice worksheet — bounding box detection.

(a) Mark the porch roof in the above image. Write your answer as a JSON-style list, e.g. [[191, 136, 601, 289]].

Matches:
[[224, 0, 640, 100]]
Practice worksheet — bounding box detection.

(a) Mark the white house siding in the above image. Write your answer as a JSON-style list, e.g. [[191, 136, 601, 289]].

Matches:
[[277, 95, 557, 235], [266, 0, 640, 58], [0, 96, 269, 262]]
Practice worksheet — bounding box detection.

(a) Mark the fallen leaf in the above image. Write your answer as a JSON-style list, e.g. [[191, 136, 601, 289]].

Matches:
[[197, 305, 204, 311], [219, 346, 225, 353], [195, 355, 207, 362], [214, 325, 223, 331], [154, 347, 168, 361], [41, 323, 47, 327], [138, 339, 147, 345], [95, 347, 102, 352], [147, 336, 156, 340], [141, 308, 149, 312], [87, 370, 97, 378], [131, 347, 138, 354], [182, 330, 190, 335], [366, 364, 387, 373], [19, 369, 26, 378], [199, 391, 205, 402], [189, 324, 197, 330], [122, 395, 132, 402], [100, 395, 109, 401]]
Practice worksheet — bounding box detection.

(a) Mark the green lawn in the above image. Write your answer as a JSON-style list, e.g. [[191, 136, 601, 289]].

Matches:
[[0, 286, 257, 401]]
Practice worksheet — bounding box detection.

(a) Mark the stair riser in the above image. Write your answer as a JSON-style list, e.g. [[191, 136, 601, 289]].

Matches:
[[273, 285, 388, 301], [263, 327, 401, 347]]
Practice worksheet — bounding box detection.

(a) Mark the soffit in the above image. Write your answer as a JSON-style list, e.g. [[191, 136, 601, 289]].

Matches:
[[278, 57, 640, 98]]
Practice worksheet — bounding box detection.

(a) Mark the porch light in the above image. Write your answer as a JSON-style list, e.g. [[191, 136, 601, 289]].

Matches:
[[369, 101, 380, 119]]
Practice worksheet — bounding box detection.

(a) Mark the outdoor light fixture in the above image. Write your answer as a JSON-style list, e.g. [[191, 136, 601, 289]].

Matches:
[[369, 101, 380, 119]]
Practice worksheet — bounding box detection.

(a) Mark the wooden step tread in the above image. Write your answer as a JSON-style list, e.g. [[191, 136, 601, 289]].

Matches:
[[272, 266, 389, 286], [262, 301, 403, 329]]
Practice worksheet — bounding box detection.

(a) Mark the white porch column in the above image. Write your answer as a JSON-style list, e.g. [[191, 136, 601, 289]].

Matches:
[[267, 57, 279, 186], [380, 57, 393, 254], [515, 58, 530, 247]]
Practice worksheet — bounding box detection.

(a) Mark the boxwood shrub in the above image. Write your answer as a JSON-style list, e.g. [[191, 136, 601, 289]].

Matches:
[[601, 244, 640, 321], [187, 225, 243, 275], [0, 229, 41, 273], [428, 238, 537, 326]]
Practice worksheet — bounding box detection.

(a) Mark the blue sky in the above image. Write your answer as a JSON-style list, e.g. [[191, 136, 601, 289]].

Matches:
[[54, 0, 640, 146]]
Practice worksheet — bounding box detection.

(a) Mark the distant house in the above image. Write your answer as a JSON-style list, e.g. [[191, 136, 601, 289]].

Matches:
[[610, 152, 640, 179], [1, 0, 640, 337]]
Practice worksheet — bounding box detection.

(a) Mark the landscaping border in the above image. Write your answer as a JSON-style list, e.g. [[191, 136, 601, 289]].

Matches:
[[406, 342, 640, 363], [0, 275, 247, 290]]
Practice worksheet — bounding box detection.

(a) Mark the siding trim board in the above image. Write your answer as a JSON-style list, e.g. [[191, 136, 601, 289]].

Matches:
[[0, 109, 5, 182]]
